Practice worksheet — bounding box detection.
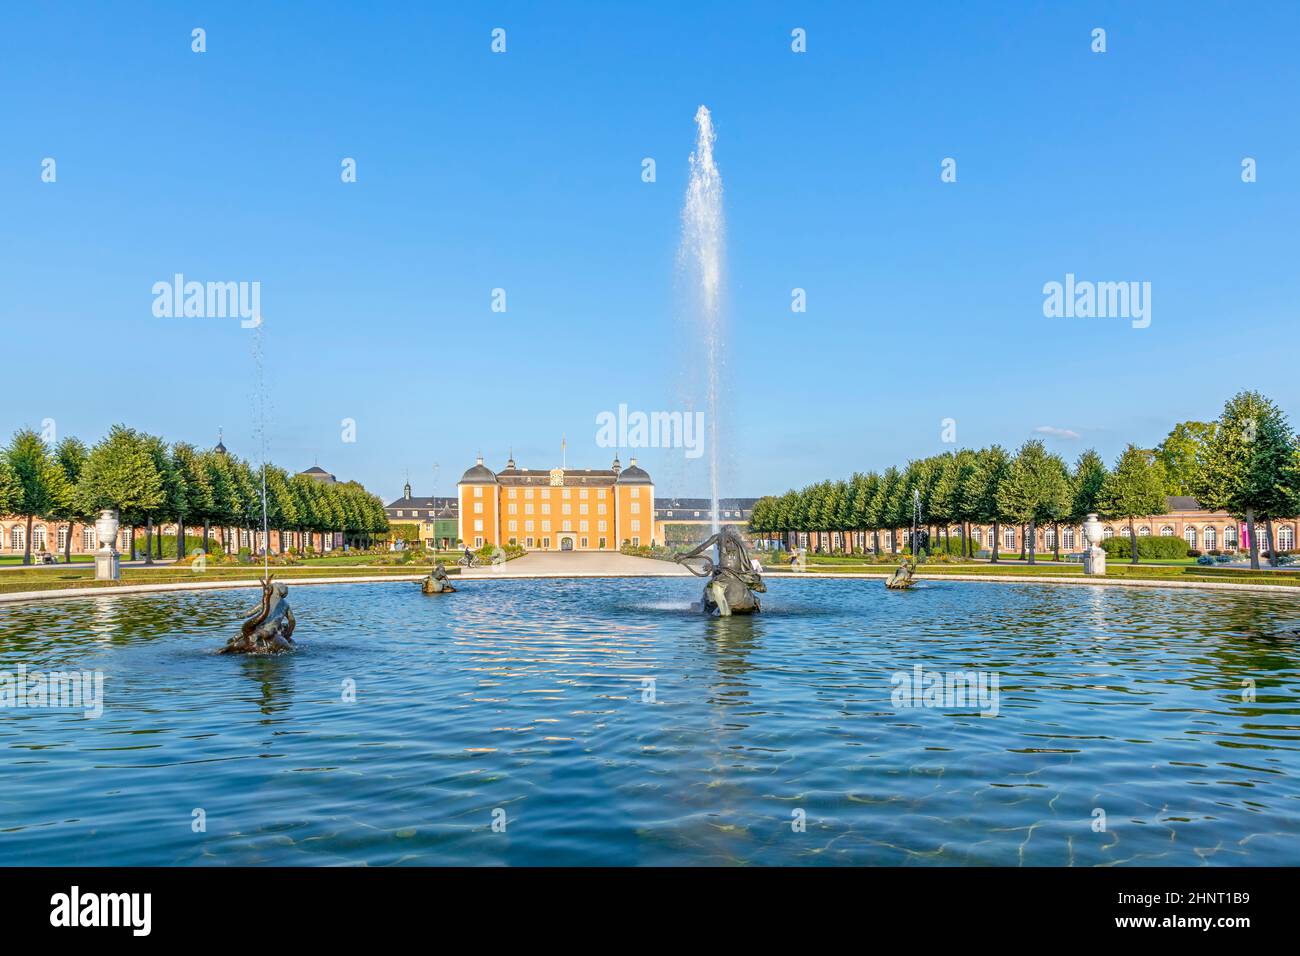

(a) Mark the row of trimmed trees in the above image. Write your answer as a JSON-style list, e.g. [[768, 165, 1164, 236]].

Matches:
[[0, 425, 388, 564], [748, 391, 1300, 570]]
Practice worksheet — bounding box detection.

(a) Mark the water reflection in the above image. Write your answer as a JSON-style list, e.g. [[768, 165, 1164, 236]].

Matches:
[[1, 578, 1298, 866]]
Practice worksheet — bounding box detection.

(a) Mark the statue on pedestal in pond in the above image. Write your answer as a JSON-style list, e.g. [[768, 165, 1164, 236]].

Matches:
[[886, 555, 919, 590], [675, 525, 766, 616], [221, 576, 296, 654], [422, 561, 457, 594]]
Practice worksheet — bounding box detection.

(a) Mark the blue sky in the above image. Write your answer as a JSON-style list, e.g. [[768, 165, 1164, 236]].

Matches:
[[3, 1, 1297, 502]]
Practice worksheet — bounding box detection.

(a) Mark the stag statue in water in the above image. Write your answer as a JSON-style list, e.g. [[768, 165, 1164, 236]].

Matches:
[[675, 525, 766, 616], [221, 576, 296, 654]]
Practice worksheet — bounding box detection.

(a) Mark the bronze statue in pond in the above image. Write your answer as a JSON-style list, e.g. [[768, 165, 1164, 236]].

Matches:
[[675, 525, 766, 616], [886, 554, 919, 590], [422, 561, 456, 594], [221, 576, 296, 654]]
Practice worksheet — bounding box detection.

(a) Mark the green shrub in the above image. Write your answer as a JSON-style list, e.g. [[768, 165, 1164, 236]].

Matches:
[[1101, 535, 1190, 559]]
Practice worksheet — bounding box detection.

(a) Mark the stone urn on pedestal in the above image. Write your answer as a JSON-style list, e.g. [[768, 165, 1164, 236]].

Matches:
[[94, 509, 121, 581], [1082, 512, 1106, 576]]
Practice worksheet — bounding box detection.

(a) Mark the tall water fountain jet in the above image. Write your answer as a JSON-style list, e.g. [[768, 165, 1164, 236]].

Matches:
[[679, 105, 724, 532]]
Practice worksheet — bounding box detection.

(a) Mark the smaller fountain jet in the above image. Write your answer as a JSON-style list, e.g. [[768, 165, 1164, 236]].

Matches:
[[221, 576, 296, 654], [421, 560, 457, 594], [675, 525, 766, 615]]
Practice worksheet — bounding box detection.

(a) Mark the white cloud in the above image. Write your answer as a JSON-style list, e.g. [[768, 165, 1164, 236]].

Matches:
[[1034, 425, 1081, 440]]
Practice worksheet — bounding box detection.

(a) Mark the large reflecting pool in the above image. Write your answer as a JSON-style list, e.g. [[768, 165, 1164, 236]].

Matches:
[[1, 577, 1298, 866]]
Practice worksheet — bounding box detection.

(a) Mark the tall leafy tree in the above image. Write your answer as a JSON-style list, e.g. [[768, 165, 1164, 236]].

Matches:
[[964, 445, 1011, 562], [1155, 421, 1214, 496], [4, 428, 71, 564], [75, 425, 164, 559], [997, 440, 1071, 565], [171, 442, 212, 561], [1098, 444, 1169, 565], [50, 437, 89, 563], [1194, 391, 1296, 569], [1070, 449, 1108, 526]]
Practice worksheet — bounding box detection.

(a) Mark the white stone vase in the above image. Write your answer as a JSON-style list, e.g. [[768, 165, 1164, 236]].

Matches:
[[95, 509, 119, 553]]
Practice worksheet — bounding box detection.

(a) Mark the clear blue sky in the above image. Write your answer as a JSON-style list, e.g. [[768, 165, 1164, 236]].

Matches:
[[3, 1, 1297, 503]]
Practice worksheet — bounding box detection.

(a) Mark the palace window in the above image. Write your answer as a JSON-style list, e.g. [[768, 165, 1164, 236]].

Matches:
[[9, 526, 23, 550], [1062, 527, 1075, 549], [630, 520, 641, 532], [562, 488, 571, 499], [525, 488, 534, 499], [508, 503, 517, 515], [1160, 526, 1174, 537], [1004, 528, 1016, 548], [1102, 527, 1113, 540], [579, 503, 588, 515], [395, 509, 403, 517], [598, 537, 607, 549], [580, 488, 588, 499], [580, 537, 588, 548], [1203, 527, 1217, 550], [525, 520, 534, 532], [631, 537, 640, 547], [32, 526, 46, 551], [473, 520, 483, 532], [82, 528, 96, 550], [598, 520, 607, 532], [474, 502, 483, 514], [474, 487, 483, 498], [1279, 526, 1295, 550], [508, 488, 517, 499], [58, 527, 68, 551], [1138, 526, 1151, 536], [598, 503, 607, 515], [542, 521, 551, 532], [525, 503, 534, 515], [1045, 527, 1056, 548], [579, 520, 589, 533], [1225, 525, 1238, 547], [474, 537, 483, 548], [630, 502, 640, 514], [562, 503, 571, 515], [1184, 527, 1197, 548], [526, 537, 534, 548], [508, 520, 517, 532]]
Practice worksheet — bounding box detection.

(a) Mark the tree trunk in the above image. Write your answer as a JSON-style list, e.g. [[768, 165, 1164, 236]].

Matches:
[[1027, 518, 1037, 565], [1054, 522, 1061, 561], [129, 526, 137, 561], [890, 528, 897, 555], [23, 514, 33, 565], [1129, 518, 1139, 565], [1265, 515, 1277, 568], [203, 520, 210, 554], [1242, 509, 1258, 569], [1019, 525, 1026, 560], [177, 520, 185, 562], [64, 522, 74, 564], [992, 520, 1000, 563], [144, 516, 154, 565]]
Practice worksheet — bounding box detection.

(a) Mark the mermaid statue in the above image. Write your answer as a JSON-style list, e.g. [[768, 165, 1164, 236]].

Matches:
[[422, 560, 457, 594], [675, 525, 766, 616], [221, 576, 296, 654]]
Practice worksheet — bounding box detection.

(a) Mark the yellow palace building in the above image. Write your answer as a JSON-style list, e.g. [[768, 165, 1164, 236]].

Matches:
[[458, 454, 655, 552]]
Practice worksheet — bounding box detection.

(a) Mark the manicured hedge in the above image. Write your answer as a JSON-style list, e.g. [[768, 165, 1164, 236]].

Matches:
[[1101, 535, 1190, 559]]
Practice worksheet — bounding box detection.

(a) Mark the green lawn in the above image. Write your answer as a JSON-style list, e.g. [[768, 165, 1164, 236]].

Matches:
[[0, 562, 438, 596]]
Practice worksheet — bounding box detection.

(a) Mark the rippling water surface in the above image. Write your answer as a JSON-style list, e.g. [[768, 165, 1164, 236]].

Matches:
[[2, 578, 1299, 866]]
